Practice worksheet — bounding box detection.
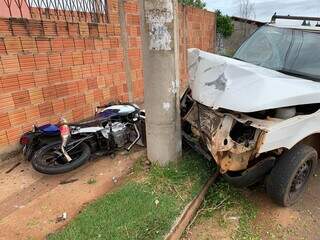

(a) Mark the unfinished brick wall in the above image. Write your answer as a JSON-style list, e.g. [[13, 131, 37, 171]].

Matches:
[[124, 0, 144, 100], [0, 0, 143, 153], [179, 5, 216, 88], [0, 2, 215, 153]]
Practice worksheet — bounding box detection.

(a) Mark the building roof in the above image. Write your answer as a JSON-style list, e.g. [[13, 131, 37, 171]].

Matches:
[[231, 16, 266, 27]]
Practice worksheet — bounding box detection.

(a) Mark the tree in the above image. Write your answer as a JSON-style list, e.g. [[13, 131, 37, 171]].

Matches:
[[216, 10, 234, 54], [179, 0, 206, 9], [239, 0, 256, 37], [239, 0, 256, 20], [216, 10, 234, 39]]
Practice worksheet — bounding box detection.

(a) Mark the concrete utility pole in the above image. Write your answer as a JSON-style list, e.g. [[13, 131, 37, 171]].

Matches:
[[140, 0, 182, 165]]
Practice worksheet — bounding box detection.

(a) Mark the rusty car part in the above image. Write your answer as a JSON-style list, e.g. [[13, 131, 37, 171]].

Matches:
[[183, 101, 263, 173], [182, 131, 213, 161]]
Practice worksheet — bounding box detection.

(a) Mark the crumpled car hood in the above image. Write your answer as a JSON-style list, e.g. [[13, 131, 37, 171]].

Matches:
[[188, 48, 320, 112]]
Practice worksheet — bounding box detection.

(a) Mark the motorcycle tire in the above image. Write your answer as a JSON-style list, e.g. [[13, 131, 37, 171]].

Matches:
[[31, 141, 91, 175]]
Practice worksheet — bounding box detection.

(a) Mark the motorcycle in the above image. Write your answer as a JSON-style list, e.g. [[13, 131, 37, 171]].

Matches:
[[20, 103, 146, 174]]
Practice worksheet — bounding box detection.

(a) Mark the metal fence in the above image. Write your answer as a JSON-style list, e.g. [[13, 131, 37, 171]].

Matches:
[[3, 0, 109, 23]]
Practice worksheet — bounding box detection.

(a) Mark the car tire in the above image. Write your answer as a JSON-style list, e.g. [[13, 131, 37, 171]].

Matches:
[[266, 144, 318, 207]]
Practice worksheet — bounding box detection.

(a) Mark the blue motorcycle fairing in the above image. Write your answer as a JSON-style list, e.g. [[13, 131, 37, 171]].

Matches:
[[96, 109, 120, 118], [38, 124, 60, 135]]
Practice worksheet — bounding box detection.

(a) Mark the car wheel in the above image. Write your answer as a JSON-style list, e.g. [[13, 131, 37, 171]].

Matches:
[[266, 144, 318, 207]]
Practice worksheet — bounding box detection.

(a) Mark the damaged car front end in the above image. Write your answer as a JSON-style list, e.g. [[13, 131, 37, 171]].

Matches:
[[182, 22, 320, 206], [183, 101, 264, 173]]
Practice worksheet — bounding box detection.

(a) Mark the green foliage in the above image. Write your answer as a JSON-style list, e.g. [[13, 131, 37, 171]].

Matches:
[[179, 0, 206, 9], [216, 10, 234, 38]]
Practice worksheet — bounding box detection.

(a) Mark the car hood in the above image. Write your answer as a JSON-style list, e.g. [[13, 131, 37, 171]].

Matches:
[[188, 48, 320, 113]]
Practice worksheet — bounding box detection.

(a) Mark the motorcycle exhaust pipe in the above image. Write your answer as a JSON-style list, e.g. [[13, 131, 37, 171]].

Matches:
[[59, 118, 72, 162]]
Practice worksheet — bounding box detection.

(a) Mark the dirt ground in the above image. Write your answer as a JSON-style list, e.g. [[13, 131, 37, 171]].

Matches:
[[249, 166, 320, 240], [1, 150, 319, 240], [0, 149, 145, 240], [186, 167, 320, 240]]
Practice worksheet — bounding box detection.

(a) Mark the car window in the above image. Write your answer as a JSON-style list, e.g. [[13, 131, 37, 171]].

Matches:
[[286, 30, 320, 78], [234, 25, 320, 82], [236, 30, 273, 66]]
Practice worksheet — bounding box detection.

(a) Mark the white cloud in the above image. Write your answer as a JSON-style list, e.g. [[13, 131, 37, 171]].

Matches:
[[205, 0, 320, 22]]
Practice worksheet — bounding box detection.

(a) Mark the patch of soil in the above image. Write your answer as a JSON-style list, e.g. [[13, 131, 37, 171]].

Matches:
[[184, 167, 320, 240], [182, 211, 239, 240], [245, 167, 320, 240], [0, 149, 145, 240]]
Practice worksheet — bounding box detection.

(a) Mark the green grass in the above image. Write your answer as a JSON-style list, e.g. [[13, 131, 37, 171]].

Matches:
[[198, 181, 259, 240], [49, 151, 215, 240]]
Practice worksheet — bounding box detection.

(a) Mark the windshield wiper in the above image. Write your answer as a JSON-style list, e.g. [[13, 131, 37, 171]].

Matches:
[[277, 69, 320, 82], [233, 57, 244, 62]]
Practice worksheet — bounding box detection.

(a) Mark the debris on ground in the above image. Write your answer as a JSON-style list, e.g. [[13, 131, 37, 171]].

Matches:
[[59, 179, 79, 185], [14, 205, 25, 209], [56, 212, 67, 223], [87, 178, 97, 184], [112, 176, 118, 184], [5, 162, 21, 174]]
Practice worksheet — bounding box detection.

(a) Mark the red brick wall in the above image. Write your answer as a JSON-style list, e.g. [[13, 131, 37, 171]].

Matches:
[[124, 1, 144, 99], [0, 0, 143, 152], [179, 5, 216, 89], [0, 2, 215, 153], [0, 1, 29, 18]]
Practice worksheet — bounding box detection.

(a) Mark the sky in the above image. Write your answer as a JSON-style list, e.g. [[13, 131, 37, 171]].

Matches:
[[205, 0, 320, 22]]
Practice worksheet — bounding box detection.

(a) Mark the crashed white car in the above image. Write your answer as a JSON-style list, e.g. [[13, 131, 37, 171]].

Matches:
[[181, 16, 320, 206]]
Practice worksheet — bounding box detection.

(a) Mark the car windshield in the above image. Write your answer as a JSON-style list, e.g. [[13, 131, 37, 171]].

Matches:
[[234, 25, 320, 81]]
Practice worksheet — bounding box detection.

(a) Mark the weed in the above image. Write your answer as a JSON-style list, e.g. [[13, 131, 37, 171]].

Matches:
[[87, 178, 97, 185]]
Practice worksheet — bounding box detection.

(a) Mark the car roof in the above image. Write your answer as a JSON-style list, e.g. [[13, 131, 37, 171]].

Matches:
[[267, 23, 320, 31]]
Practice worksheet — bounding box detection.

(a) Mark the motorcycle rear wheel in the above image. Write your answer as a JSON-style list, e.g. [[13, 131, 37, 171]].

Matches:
[[31, 141, 91, 174]]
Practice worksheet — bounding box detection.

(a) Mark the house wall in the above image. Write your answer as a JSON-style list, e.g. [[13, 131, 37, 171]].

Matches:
[[223, 20, 259, 55], [0, 1, 215, 154]]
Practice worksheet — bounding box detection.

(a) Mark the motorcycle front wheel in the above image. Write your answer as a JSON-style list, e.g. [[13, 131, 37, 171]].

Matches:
[[31, 141, 91, 174]]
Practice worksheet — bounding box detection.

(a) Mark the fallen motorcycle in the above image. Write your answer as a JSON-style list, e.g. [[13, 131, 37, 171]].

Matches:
[[20, 103, 146, 174]]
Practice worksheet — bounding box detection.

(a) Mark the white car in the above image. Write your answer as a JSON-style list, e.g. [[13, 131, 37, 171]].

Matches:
[[181, 15, 320, 206]]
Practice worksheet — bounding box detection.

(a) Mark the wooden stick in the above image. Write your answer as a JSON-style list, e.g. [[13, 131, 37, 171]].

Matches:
[[5, 162, 21, 174], [164, 170, 220, 240]]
